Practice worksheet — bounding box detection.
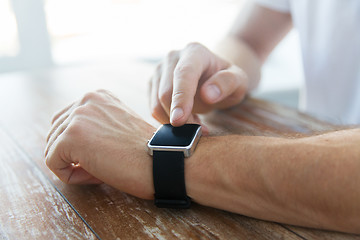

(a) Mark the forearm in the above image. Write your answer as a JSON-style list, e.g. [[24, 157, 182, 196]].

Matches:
[[213, 2, 293, 92], [186, 129, 360, 233], [213, 36, 261, 91]]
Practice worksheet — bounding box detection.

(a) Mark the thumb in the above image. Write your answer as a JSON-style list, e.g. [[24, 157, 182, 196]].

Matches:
[[200, 65, 248, 108]]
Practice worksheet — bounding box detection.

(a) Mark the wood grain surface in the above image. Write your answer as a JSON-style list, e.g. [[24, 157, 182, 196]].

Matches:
[[0, 59, 359, 239], [0, 127, 98, 239]]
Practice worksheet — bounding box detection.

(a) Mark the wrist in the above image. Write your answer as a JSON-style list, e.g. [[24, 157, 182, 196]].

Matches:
[[138, 125, 157, 200], [120, 124, 156, 200], [184, 136, 214, 204]]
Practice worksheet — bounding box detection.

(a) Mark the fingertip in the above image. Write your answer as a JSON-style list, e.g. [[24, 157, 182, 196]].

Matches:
[[170, 107, 184, 121], [170, 107, 186, 126], [170, 120, 184, 127]]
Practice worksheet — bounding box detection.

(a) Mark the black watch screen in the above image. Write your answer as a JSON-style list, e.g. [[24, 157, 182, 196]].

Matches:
[[149, 124, 200, 147]]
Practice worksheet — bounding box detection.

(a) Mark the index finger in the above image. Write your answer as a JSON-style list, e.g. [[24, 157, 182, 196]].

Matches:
[[170, 44, 210, 126]]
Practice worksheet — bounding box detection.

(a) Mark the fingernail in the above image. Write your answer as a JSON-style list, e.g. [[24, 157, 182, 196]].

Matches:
[[206, 85, 221, 102], [170, 107, 184, 122]]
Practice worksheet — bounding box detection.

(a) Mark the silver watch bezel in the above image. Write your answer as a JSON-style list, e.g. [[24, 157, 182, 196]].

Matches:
[[147, 124, 202, 158]]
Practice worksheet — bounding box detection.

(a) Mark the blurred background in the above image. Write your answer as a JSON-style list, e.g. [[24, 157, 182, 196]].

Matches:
[[0, 0, 303, 108]]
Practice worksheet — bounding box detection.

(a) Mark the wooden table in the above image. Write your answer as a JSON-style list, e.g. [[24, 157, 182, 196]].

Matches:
[[0, 59, 359, 239]]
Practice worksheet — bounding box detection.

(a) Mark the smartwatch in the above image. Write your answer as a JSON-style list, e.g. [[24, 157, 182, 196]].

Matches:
[[147, 124, 202, 209]]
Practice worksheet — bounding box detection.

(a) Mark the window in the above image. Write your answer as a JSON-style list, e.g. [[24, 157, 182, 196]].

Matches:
[[44, 0, 243, 64], [0, 0, 52, 72], [0, 0, 19, 57]]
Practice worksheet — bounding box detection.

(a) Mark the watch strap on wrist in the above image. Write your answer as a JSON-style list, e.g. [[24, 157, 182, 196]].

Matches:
[[153, 151, 191, 208]]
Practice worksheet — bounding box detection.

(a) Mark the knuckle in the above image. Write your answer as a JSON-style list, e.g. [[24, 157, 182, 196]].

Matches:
[[184, 42, 208, 56], [185, 42, 203, 51], [95, 89, 105, 93], [166, 50, 179, 61], [80, 91, 101, 104], [172, 90, 186, 98], [45, 136, 66, 167], [96, 89, 117, 101], [155, 63, 162, 73], [45, 156, 58, 174], [64, 120, 85, 140], [151, 64, 162, 81], [51, 113, 60, 125], [158, 89, 172, 106], [172, 90, 187, 103], [174, 64, 196, 79], [45, 155, 52, 169], [95, 89, 110, 95], [72, 105, 90, 117]]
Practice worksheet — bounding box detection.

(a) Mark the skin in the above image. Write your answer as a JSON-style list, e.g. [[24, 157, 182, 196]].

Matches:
[[148, 3, 292, 127], [46, 2, 360, 234], [45, 90, 360, 234]]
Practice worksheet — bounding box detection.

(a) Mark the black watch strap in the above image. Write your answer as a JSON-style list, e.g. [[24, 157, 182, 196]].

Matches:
[[153, 151, 191, 208]]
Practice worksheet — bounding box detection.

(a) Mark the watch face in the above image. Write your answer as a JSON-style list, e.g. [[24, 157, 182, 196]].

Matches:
[[150, 124, 201, 147]]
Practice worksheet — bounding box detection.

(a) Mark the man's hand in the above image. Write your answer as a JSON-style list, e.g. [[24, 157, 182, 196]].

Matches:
[[45, 90, 156, 199], [149, 42, 249, 127]]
